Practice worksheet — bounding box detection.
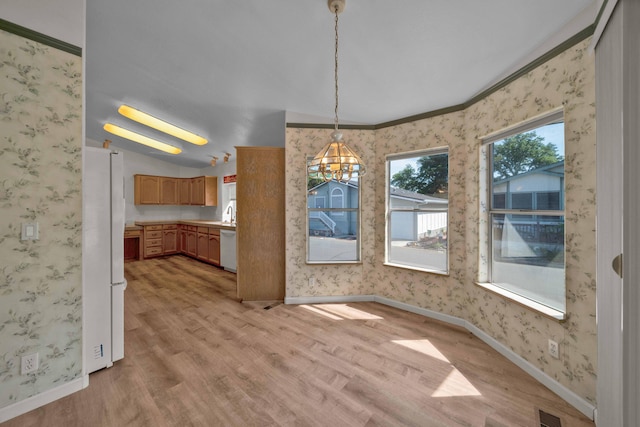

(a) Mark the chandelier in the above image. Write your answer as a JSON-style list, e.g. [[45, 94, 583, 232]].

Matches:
[[308, 0, 366, 183]]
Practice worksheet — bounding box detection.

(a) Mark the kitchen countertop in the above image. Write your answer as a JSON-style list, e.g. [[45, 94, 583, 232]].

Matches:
[[125, 225, 143, 231], [134, 220, 236, 231]]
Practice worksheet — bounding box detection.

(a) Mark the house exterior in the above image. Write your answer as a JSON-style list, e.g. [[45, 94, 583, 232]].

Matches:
[[308, 181, 448, 242]]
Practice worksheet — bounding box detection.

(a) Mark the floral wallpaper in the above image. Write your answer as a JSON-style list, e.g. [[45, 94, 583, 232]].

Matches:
[[0, 29, 83, 408], [285, 128, 376, 297], [285, 39, 596, 404]]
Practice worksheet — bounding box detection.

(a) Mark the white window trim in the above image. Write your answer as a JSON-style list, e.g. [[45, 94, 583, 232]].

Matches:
[[480, 109, 566, 318], [385, 147, 449, 275]]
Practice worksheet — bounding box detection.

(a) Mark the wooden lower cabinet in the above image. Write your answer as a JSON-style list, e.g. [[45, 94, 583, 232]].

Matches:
[[208, 229, 220, 265], [163, 224, 178, 254], [143, 225, 163, 258], [141, 223, 225, 267], [186, 227, 197, 257], [197, 228, 209, 261], [178, 226, 188, 252]]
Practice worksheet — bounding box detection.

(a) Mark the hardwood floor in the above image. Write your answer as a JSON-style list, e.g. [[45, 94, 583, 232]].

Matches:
[[5, 256, 595, 427]]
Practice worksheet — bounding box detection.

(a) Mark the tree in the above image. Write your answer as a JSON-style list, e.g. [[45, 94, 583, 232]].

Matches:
[[391, 153, 448, 196], [493, 131, 562, 180]]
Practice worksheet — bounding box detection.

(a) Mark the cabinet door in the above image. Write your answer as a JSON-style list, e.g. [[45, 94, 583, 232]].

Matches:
[[187, 231, 197, 257], [191, 177, 205, 205], [134, 175, 160, 204], [178, 228, 187, 253], [208, 231, 220, 265], [163, 229, 177, 254], [179, 179, 191, 205], [197, 232, 209, 260], [160, 177, 179, 205]]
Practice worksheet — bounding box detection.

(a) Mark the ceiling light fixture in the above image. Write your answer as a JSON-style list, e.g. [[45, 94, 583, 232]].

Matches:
[[211, 156, 218, 166], [118, 104, 208, 146], [224, 152, 231, 163], [104, 123, 182, 154], [308, 0, 365, 184]]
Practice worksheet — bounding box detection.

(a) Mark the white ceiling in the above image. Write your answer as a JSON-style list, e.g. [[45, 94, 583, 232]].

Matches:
[[84, 0, 596, 168]]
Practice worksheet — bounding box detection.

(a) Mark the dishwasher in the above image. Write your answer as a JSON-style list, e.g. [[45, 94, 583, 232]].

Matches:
[[220, 229, 237, 272]]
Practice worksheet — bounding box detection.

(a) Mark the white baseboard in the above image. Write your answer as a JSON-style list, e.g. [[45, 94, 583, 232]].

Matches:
[[284, 295, 375, 305], [0, 376, 88, 423], [285, 294, 596, 421]]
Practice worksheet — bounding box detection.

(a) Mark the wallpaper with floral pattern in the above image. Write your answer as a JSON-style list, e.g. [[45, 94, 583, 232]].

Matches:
[[0, 29, 83, 408], [285, 39, 596, 403]]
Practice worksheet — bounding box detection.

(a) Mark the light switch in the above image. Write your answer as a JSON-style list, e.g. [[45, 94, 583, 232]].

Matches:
[[21, 222, 39, 241]]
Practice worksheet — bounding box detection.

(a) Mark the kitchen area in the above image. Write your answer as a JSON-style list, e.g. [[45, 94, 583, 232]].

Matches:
[[118, 145, 285, 302], [124, 173, 237, 273]]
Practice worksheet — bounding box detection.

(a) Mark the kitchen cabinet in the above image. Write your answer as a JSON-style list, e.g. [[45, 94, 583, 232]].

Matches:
[[134, 175, 160, 204], [186, 226, 198, 257], [162, 224, 178, 254], [197, 227, 209, 261], [143, 225, 163, 258], [124, 227, 142, 261], [160, 177, 179, 205], [208, 229, 220, 265], [178, 225, 188, 253], [190, 176, 218, 206], [179, 179, 191, 205], [134, 174, 217, 206], [236, 147, 285, 301]]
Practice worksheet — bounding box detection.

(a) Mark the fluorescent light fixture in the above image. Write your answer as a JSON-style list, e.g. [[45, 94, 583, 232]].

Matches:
[[104, 123, 182, 154], [118, 105, 207, 146]]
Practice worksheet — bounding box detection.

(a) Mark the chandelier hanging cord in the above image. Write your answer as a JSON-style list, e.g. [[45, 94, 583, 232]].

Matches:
[[334, 4, 340, 134]]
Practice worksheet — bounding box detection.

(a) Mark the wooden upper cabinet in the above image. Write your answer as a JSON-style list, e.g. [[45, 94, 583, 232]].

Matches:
[[134, 175, 160, 205], [160, 177, 179, 205], [134, 175, 217, 206], [190, 176, 218, 206], [179, 179, 191, 205]]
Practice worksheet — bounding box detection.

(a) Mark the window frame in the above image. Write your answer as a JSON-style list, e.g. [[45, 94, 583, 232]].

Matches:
[[480, 109, 566, 319], [385, 147, 449, 275]]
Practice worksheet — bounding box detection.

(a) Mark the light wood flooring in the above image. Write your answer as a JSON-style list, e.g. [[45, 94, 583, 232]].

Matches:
[[5, 256, 595, 427]]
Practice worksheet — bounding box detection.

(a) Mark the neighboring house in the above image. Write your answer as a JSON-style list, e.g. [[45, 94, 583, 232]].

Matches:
[[492, 161, 564, 260], [389, 187, 448, 241], [308, 180, 358, 236], [308, 181, 448, 241], [492, 161, 564, 216]]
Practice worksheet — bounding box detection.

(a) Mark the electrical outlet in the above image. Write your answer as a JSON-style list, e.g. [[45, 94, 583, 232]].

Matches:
[[309, 276, 315, 286], [21, 353, 39, 375], [548, 339, 559, 359]]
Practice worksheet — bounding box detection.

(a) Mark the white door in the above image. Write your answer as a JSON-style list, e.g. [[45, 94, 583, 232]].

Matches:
[[595, 0, 640, 424]]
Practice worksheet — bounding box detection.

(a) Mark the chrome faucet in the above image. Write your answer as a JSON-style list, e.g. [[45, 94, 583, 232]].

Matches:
[[226, 205, 235, 224]]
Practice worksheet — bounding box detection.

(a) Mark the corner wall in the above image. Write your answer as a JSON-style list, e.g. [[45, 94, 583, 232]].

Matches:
[[285, 39, 596, 404]]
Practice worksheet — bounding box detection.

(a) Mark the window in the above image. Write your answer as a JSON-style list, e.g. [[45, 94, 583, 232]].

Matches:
[[307, 173, 360, 263], [386, 148, 449, 274], [484, 110, 565, 315]]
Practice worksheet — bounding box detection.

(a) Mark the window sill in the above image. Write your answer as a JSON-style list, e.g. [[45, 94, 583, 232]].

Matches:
[[384, 262, 449, 276], [475, 282, 566, 322]]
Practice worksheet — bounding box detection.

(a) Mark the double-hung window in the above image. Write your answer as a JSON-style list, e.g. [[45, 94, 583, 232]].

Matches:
[[483, 110, 565, 316], [307, 172, 360, 263], [386, 149, 449, 274]]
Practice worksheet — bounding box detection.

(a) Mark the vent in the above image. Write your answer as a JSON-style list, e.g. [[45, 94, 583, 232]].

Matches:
[[538, 409, 562, 427]]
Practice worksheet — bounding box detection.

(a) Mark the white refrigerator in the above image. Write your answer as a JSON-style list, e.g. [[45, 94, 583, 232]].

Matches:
[[84, 147, 127, 374]]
